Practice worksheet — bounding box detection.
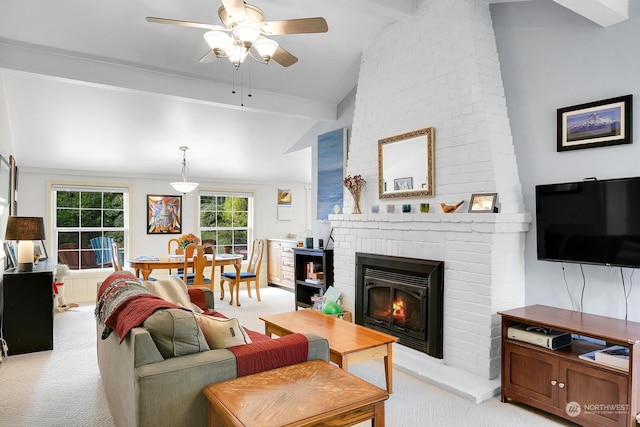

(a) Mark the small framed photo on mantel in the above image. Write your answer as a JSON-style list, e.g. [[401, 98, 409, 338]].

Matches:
[[557, 95, 632, 152], [469, 193, 498, 213]]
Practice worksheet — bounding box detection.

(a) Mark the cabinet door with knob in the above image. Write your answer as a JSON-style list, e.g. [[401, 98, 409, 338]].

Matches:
[[503, 342, 559, 408]]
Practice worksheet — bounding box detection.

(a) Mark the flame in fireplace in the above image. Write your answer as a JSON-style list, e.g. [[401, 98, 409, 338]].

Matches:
[[393, 299, 406, 323]]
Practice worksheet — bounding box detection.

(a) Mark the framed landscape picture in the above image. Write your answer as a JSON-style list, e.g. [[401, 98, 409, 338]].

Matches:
[[557, 95, 632, 152], [147, 195, 182, 234]]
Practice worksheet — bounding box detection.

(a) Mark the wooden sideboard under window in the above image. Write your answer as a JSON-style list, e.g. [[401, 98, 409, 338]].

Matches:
[[266, 239, 297, 290]]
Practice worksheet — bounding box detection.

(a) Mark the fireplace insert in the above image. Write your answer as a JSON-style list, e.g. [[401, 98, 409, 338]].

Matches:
[[355, 253, 444, 358]]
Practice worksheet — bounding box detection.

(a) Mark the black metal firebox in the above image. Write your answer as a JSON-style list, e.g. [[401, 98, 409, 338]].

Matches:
[[355, 252, 444, 359]]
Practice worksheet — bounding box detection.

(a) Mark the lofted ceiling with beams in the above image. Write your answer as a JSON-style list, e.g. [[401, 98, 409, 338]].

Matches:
[[0, 0, 627, 184]]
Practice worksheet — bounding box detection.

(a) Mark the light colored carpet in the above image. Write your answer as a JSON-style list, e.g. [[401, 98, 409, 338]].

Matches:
[[0, 285, 575, 427]]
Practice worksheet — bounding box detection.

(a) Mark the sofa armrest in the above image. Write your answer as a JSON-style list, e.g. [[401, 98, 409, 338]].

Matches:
[[305, 333, 330, 362]]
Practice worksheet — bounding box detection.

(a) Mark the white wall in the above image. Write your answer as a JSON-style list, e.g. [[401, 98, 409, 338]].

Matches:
[[0, 75, 15, 272], [18, 167, 309, 301], [491, 0, 640, 320]]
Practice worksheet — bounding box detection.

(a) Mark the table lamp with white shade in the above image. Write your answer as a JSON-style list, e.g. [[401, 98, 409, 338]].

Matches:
[[4, 216, 46, 272]]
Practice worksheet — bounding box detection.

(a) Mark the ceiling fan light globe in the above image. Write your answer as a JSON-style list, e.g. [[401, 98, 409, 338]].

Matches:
[[227, 44, 249, 67], [254, 37, 278, 61], [204, 30, 232, 51], [234, 23, 261, 47]]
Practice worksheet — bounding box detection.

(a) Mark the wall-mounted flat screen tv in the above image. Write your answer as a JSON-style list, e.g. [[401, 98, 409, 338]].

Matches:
[[536, 177, 640, 268]]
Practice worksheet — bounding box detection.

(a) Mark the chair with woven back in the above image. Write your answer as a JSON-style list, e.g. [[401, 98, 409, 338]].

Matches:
[[220, 239, 264, 305]]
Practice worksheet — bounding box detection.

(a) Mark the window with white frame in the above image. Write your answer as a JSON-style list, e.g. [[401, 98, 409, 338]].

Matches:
[[52, 185, 128, 270], [199, 191, 252, 259]]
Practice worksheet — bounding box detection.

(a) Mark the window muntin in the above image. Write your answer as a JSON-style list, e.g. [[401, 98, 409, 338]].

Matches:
[[199, 192, 252, 259], [53, 186, 128, 270]]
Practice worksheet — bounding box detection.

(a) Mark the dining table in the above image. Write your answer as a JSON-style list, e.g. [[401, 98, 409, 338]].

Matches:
[[127, 254, 244, 305]]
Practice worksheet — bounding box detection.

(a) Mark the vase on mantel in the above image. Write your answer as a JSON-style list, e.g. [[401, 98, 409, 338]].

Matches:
[[352, 192, 362, 214], [343, 174, 366, 215]]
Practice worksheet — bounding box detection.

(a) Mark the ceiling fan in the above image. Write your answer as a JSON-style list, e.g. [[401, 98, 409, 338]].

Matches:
[[146, 0, 328, 69]]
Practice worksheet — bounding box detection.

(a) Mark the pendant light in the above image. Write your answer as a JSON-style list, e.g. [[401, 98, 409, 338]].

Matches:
[[170, 146, 199, 194]]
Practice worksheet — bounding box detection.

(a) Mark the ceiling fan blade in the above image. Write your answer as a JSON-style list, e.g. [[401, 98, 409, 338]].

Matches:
[[221, 0, 246, 22], [199, 50, 219, 63], [146, 17, 225, 31], [261, 17, 328, 35], [272, 46, 298, 67]]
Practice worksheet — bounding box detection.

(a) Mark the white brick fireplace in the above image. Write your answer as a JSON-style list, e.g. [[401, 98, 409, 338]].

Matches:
[[328, 0, 531, 401]]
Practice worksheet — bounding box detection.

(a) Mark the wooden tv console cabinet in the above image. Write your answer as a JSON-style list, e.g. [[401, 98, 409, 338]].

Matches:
[[499, 305, 640, 427]]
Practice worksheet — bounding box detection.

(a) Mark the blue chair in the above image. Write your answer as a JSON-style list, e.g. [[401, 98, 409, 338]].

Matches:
[[90, 237, 115, 267], [220, 239, 264, 305]]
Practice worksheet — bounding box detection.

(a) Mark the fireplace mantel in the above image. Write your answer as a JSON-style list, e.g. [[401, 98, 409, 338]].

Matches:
[[330, 212, 531, 231]]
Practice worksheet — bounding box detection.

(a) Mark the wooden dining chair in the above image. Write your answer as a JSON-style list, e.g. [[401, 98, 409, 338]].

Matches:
[[110, 240, 123, 272], [174, 243, 211, 287], [111, 240, 156, 280], [220, 239, 264, 305]]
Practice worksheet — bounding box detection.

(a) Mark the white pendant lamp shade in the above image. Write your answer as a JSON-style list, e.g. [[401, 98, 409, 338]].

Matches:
[[170, 181, 199, 193], [171, 146, 199, 194]]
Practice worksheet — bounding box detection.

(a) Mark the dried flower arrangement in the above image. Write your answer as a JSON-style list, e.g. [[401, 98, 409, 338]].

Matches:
[[343, 174, 366, 214], [177, 233, 201, 248]]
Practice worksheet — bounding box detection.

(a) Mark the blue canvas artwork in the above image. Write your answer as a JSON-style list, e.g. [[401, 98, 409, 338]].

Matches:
[[317, 128, 346, 220]]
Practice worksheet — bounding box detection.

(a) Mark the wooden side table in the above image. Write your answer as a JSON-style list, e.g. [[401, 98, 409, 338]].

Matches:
[[203, 360, 389, 427]]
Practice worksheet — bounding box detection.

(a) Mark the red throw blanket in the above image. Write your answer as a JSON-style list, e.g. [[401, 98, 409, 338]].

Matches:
[[187, 288, 207, 311], [228, 333, 309, 377], [97, 271, 184, 342]]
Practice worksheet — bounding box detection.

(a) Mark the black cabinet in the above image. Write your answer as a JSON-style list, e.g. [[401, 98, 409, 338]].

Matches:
[[1, 259, 54, 354], [292, 248, 334, 310]]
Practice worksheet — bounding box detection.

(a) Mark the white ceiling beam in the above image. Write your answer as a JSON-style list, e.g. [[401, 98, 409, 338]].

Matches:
[[0, 39, 336, 121], [553, 0, 628, 27], [334, 0, 416, 20]]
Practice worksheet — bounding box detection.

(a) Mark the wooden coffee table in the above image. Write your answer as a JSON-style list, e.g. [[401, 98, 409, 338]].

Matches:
[[260, 310, 398, 393], [203, 360, 389, 427]]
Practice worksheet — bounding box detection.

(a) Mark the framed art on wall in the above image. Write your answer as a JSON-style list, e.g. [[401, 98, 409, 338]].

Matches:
[[557, 95, 632, 152], [147, 195, 182, 234], [0, 155, 9, 207], [317, 128, 347, 219], [9, 155, 17, 215]]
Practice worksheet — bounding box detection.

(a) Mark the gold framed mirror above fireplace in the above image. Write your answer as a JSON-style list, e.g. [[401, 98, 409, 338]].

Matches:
[[378, 126, 435, 199]]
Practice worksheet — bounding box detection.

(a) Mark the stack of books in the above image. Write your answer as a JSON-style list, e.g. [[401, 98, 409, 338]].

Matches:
[[305, 269, 324, 285], [578, 345, 629, 371]]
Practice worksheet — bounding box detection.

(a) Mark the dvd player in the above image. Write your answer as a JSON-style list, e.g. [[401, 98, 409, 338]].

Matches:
[[507, 323, 572, 350]]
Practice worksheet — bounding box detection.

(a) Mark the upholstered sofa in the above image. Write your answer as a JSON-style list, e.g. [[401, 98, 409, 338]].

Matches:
[[96, 272, 330, 427]]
